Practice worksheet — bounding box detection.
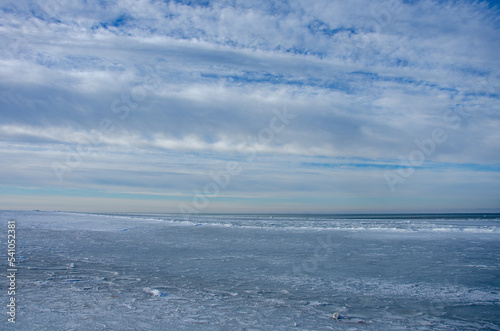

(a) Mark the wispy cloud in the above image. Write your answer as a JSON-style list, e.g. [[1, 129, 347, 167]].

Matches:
[[0, 0, 499, 212]]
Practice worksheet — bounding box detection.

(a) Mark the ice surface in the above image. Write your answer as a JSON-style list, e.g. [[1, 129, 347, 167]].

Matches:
[[2, 211, 500, 330]]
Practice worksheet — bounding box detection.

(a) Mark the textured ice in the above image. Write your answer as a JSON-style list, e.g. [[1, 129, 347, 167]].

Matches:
[[1, 211, 500, 330]]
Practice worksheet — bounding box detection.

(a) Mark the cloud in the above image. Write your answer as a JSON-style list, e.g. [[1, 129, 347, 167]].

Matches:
[[0, 0, 499, 212]]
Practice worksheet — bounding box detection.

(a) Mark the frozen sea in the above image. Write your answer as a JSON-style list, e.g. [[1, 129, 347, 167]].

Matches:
[[2, 211, 500, 330]]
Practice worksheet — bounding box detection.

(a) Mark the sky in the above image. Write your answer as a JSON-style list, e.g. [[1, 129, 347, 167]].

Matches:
[[0, 0, 499, 214]]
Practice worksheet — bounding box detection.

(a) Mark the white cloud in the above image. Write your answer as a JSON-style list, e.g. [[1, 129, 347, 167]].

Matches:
[[0, 0, 499, 211]]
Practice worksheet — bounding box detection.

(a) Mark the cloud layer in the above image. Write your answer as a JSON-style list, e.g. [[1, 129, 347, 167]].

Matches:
[[1, 0, 499, 212]]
